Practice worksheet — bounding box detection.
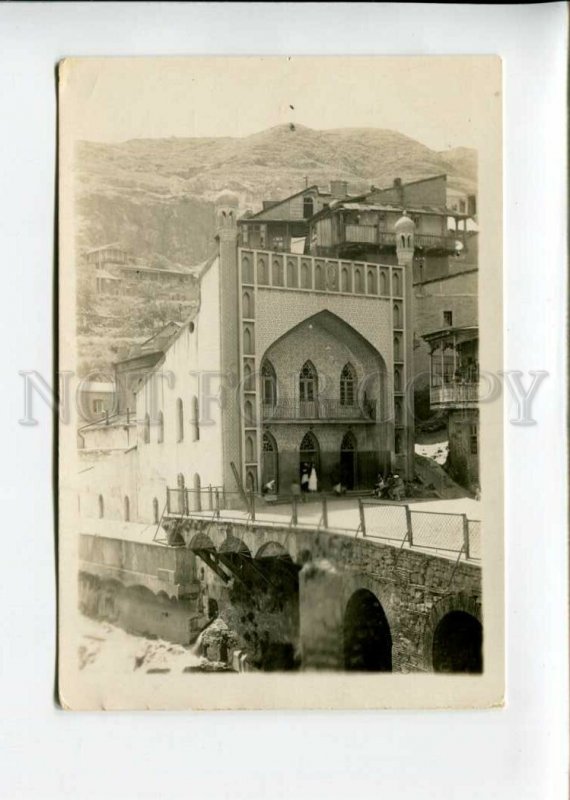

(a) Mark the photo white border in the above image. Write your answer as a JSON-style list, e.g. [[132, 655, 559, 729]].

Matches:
[[0, 2, 567, 798]]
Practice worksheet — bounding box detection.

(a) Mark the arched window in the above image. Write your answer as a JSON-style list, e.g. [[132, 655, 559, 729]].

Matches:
[[380, 271, 388, 295], [393, 271, 401, 296], [287, 260, 297, 287], [257, 257, 268, 285], [246, 434, 255, 463], [157, 411, 164, 444], [303, 196, 314, 219], [367, 269, 377, 295], [242, 256, 253, 284], [262, 432, 279, 493], [341, 267, 350, 292], [400, 234, 406, 248], [153, 497, 159, 524], [340, 363, 356, 406], [244, 361, 254, 391], [261, 360, 277, 408], [315, 264, 325, 290], [354, 269, 363, 293], [176, 398, 184, 442], [394, 335, 401, 361], [98, 494, 104, 519], [246, 470, 256, 492], [193, 473, 202, 512], [394, 368, 402, 392], [299, 431, 320, 474], [244, 399, 255, 426], [301, 263, 311, 289], [242, 290, 253, 318], [299, 361, 318, 402], [176, 473, 186, 515], [124, 496, 130, 522], [192, 395, 200, 442], [393, 303, 401, 328], [272, 259, 283, 286], [243, 326, 253, 354], [143, 413, 150, 444]]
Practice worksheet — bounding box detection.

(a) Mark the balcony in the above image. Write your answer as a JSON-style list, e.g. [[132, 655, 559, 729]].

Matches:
[[343, 224, 457, 252], [261, 398, 377, 422], [430, 383, 479, 409]]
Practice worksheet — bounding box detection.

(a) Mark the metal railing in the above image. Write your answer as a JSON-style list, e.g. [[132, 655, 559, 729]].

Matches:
[[164, 487, 481, 562], [360, 498, 480, 561], [261, 398, 376, 421]]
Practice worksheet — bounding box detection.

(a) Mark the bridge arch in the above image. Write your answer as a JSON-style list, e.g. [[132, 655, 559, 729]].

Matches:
[[423, 592, 482, 673], [343, 588, 392, 672], [255, 541, 293, 561]]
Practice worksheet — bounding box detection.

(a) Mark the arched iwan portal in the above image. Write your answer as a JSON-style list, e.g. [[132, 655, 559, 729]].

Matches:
[[343, 589, 392, 672], [432, 611, 482, 673]]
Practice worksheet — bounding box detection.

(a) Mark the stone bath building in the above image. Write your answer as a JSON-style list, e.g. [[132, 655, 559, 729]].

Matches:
[[79, 189, 417, 522]]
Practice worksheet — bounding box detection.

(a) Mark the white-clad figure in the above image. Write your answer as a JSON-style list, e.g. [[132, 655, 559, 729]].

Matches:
[[308, 464, 318, 492]]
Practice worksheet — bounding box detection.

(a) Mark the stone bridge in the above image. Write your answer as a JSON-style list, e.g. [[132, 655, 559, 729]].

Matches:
[[159, 512, 483, 673], [79, 504, 482, 673]]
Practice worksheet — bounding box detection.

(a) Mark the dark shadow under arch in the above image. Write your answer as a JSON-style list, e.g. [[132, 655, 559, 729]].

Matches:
[[343, 589, 392, 672], [432, 611, 482, 674]]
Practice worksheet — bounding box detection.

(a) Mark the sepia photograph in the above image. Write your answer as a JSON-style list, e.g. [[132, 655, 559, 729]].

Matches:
[[58, 55, 503, 709]]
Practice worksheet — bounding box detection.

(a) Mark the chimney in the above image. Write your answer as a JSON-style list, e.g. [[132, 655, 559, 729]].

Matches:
[[393, 177, 404, 204], [330, 180, 349, 200]]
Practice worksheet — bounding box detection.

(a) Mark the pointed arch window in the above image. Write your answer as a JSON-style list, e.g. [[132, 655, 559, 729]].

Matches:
[[157, 411, 164, 443], [143, 413, 150, 444], [340, 363, 356, 407], [299, 361, 318, 402], [124, 496, 130, 522], [261, 360, 277, 408], [153, 497, 159, 524], [98, 494, 104, 519]]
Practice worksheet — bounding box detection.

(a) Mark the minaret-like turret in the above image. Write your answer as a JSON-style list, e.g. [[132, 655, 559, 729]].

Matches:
[[214, 190, 242, 498], [394, 212, 416, 480]]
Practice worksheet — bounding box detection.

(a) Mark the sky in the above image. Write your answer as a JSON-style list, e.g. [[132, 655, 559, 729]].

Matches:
[[61, 56, 500, 152]]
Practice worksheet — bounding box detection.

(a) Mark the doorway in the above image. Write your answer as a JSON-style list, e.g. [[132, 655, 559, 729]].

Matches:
[[340, 431, 357, 490], [299, 431, 320, 481], [262, 432, 279, 492]]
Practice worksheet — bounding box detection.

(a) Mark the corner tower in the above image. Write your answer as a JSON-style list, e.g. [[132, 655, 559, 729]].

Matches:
[[214, 190, 242, 496], [394, 212, 416, 480]]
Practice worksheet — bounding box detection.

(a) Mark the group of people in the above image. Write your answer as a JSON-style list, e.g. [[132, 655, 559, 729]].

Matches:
[[374, 472, 405, 501], [300, 462, 318, 493]]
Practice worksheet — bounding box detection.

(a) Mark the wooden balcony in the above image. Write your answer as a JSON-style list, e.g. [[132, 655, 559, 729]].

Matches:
[[430, 383, 479, 409], [343, 224, 457, 251]]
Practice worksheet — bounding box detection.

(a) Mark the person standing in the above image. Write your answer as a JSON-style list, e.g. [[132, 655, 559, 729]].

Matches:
[[308, 463, 318, 493], [300, 463, 310, 495]]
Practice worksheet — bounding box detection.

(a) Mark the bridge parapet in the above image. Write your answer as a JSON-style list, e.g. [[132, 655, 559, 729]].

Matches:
[[162, 514, 482, 672]]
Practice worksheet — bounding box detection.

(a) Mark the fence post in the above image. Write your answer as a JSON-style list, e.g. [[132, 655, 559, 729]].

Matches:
[[249, 490, 256, 522], [291, 495, 298, 526], [166, 488, 171, 515], [358, 498, 367, 537], [462, 514, 470, 560], [405, 504, 413, 547], [214, 488, 220, 518], [321, 496, 328, 530], [208, 484, 213, 511]]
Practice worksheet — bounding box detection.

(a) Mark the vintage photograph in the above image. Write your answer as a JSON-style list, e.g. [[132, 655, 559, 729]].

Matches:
[[58, 56, 503, 708]]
